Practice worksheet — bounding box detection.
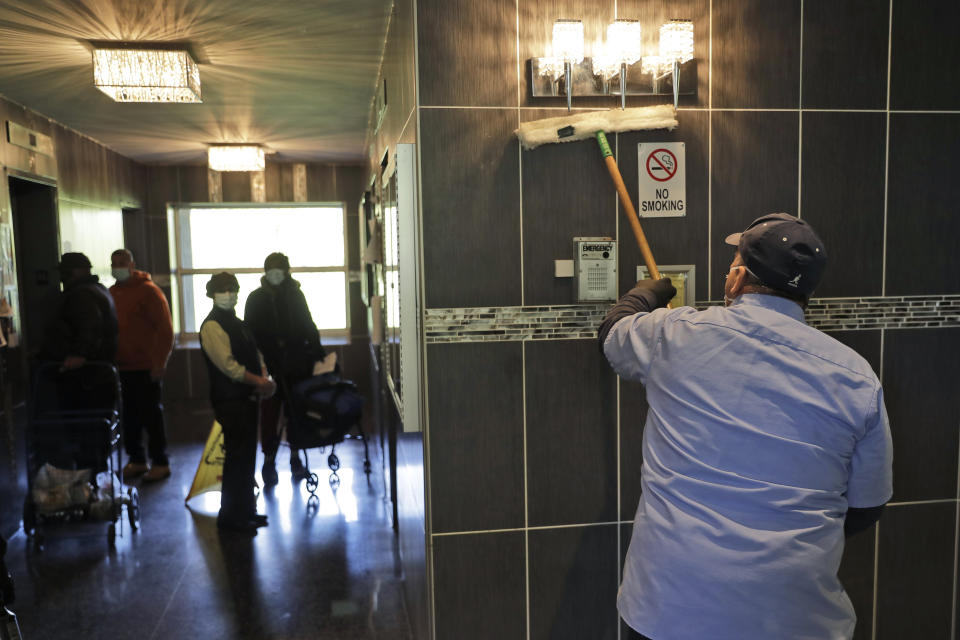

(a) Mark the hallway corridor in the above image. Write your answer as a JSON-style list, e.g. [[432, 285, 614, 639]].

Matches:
[[4, 406, 410, 640]]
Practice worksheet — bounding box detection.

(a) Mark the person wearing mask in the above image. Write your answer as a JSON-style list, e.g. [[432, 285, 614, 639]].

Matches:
[[109, 249, 175, 482], [599, 213, 893, 640], [244, 252, 326, 487], [199, 272, 275, 534]]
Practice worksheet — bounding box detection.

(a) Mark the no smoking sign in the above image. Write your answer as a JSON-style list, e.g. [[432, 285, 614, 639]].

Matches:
[[637, 142, 686, 218]]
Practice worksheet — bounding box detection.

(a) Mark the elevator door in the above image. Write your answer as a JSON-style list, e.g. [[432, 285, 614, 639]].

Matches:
[[9, 176, 60, 361], [0, 176, 59, 537]]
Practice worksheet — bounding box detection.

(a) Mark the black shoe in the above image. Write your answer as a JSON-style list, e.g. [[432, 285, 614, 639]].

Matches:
[[217, 516, 258, 534], [290, 455, 311, 482], [261, 462, 279, 488]]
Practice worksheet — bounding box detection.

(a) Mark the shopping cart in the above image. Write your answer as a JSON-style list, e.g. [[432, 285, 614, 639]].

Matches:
[[21, 362, 140, 550], [284, 371, 370, 502]]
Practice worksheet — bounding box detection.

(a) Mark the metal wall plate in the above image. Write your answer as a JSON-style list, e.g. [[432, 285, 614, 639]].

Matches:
[[637, 264, 695, 307], [6, 121, 53, 156]]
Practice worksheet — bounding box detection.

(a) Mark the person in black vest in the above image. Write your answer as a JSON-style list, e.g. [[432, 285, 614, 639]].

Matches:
[[244, 252, 326, 487], [198, 272, 276, 534]]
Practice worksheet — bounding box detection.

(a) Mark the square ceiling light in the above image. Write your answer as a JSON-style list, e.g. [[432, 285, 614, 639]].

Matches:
[[93, 46, 201, 103], [208, 145, 266, 172]]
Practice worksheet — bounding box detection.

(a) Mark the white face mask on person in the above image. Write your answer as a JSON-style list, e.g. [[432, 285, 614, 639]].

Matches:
[[214, 292, 238, 310], [265, 269, 285, 286], [112, 267, 131, 282]]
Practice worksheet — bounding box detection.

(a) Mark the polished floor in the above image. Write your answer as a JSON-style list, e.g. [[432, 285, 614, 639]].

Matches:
[[4, 404, 410, 640]]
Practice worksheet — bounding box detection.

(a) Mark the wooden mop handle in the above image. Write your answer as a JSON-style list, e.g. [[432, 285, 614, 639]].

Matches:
[[595, 131, 661, 281]]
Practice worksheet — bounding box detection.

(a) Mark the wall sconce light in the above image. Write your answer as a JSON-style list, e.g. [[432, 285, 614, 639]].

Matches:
[[602, 20, 643, 109], [208, 145, 265, 172], [552, 20, 584, 111], [659, 20, 694, 108], [530, 18, 695, 110]]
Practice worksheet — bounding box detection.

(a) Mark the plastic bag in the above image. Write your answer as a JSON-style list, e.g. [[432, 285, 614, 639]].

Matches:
[[31, 464, 93, 513], [88, 471, 127, 521]]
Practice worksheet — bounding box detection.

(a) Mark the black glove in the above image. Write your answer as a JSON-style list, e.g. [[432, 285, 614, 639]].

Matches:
[[598, 277, 676, 351], [631, 277, 676, 311]]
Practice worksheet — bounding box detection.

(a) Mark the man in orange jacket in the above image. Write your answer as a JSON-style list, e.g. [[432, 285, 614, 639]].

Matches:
[[110, 249, 175, 482]]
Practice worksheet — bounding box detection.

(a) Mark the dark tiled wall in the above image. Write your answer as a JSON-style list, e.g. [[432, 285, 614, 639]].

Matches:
[[416, 1, 960, 639]]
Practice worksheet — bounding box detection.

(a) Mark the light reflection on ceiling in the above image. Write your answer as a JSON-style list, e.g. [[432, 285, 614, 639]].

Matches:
[[0, 0, 391, 163]]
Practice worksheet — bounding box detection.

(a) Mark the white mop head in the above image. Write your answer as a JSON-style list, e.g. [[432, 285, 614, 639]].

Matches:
[[516, 104, 678, 150]]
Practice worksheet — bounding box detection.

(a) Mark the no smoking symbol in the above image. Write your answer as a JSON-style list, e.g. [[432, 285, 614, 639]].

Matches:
[[646, 149, 678, 182]]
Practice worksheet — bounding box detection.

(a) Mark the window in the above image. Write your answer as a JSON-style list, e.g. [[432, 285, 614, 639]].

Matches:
[[168, 203, 348, 338]]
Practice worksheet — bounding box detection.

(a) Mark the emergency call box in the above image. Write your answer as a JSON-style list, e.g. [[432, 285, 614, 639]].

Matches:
[[574, 237, 617, 302]]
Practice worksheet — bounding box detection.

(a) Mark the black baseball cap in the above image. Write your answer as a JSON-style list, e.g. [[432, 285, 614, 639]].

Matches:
[[724, 213, 827, 297], [58, 252, 92, 271]]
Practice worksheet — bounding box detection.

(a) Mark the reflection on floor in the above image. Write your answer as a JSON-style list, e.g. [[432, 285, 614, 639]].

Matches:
[[5, 432, 410, 640]]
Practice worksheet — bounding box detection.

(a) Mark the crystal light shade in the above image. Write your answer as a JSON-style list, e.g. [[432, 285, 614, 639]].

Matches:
[[208, 146, 265, 172], [592, 49, 622, 80], [606, 20, 643, 64], [537, 56, 566, 80], [641, 55, 664, 75], [93, 47, 201, 103], [659, 20, 694, 64], [552, 20, 585, 63]]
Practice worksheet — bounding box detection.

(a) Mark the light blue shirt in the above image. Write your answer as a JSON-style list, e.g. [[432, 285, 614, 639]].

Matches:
[[604, 294, 893, 640]]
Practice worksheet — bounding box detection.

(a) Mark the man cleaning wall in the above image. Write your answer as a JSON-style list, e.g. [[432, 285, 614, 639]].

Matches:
[[599, 213, 893, 640]]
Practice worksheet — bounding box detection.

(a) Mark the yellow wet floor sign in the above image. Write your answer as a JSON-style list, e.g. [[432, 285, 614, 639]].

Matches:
[[185, 421, 225, 502]]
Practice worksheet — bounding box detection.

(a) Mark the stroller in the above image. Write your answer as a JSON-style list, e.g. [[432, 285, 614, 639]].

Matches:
[[283, 371, 370, 500], [22, 362, 140, 550]]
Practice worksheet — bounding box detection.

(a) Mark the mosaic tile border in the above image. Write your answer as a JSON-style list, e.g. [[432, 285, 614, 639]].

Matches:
[[424, 295, 960, 343]]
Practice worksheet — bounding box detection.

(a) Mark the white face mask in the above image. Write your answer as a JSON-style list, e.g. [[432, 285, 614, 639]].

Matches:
[[112, 267, 131, 282], [214, 292, 238, 310], [265, 269, 285, 286]]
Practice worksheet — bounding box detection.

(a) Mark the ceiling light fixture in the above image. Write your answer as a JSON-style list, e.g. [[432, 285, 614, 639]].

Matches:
[[92, 45, 201, 103], [208, 145, 266, 172]]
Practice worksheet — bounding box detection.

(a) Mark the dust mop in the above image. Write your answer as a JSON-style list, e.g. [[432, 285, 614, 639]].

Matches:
[[516, 104, 677, 281]]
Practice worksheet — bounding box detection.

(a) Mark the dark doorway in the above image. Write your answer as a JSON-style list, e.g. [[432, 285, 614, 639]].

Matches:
[[8, 176, 60, 361], [121, 207, 146, 268]]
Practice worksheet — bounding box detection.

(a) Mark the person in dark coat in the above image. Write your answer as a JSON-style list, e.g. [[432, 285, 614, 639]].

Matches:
[[199, 272, 276, 534], [244, 252, 327, 487], [36, 252, 120, 468], [41, 252, 118, 369]]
